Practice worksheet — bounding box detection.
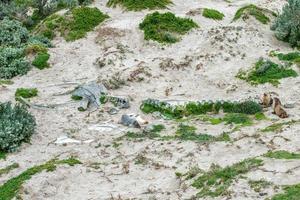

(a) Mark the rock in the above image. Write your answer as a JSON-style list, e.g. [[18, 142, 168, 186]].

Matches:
[[54, 136, 81, 145], [284, 102, 295, 109], [108, 107, 119, 115], [109, 96, 130, 109], [121, 114, 148, 128]]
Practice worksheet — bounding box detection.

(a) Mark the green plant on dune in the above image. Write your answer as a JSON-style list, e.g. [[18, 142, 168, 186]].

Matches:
[[233, 4, 276, 24], [202, 8, 224, 20], [32, 52, 50, 69], [264, 150, 300, 159], [139, 12, 198, 44], [237, 58, 298, 86], [0, 158, 81, 200], [15, 88, 38, 100], [107, 0, 173, 11], [192, 158, 263, 197], [270, 183, 300, 200]]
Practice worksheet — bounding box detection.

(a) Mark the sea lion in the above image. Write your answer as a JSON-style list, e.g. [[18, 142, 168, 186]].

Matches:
[[261, 93, 273, 107], [273, 97, 288, 118]]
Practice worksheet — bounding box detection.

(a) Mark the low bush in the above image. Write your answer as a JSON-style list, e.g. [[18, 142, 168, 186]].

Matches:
[[32, 52, 50, 69], [271, 0, 300, 47], [35, 7, 109, 41], [202, 8, 224, 20], [0, 102, 36, 152], [15, 88, 38, 99], [139, 12, 198, 44], [0, 47, 30, 79], [140, 99, 262, 119], [237, 58, 298, 86], [0, 17, 29, 47], [107, 0, 172, 11], [233, 4, 276, 24]]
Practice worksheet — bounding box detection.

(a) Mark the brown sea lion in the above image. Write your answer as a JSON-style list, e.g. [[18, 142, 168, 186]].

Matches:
[[261, 93, 273, 107], [273, 97, 288, 118]]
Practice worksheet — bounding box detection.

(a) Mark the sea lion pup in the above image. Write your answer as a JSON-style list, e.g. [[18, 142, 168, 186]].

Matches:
[[261, 93, 273, 107], [273, 97, 288, 118]]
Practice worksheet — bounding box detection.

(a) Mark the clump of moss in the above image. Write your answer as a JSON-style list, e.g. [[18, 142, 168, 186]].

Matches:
[[237, 58, 298, 86], [32, 52, 50, 69], [192, 158, 264, 197], [0, 157, 81, 200], [175, 124, 230, 142], [141, 99, 262, 119], [233, 4, 276, 24], [139, 12, 198, 44], [107, 0, 173, 11], [264, 150, 300, 159], [15, 88, 38, 100], [271, 183, 300, 200], [202, 8, 224, 20], [35, 7, 109, 41]]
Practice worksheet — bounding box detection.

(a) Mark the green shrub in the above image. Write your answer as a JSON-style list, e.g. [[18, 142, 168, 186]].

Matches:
[[0, 47, 30, 79], [233, 4, 276, 24], [0, 102, 36, 152], [63, 6, 109, 41], [139, 12, 198, 44], [271, 0, 300, 47], [35, 7, 109, 41], [140, 99, 262, 119], [237, 58, 298, 86], [223, 113, 252, 126], [32, 52, 50, 69], [271, 183, 300, 200], [107, 0, 172, 11], [0, 17, 29, 47], [15, 88, 38, 99], [202, 8, 224, 20]]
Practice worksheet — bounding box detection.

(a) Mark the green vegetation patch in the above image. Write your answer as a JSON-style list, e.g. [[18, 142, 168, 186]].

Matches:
[[141, 99, 262, 119], [35, 7, 109, 41], [0, 152, 7, 160], [107, 0, 173, 11], [0, 157, 81, 200], [261, 120, 299, 133], [248, 179, 272, 192], [15, 88, 38, 100], [223, 113, 252, 126], [139, 12, 198, 44], [233, 4, 276, 24], [271, 183, 300, 200], [175, 124, 230, 142], [264, 150, 300, 159], [192, 158, 263, 197], [0, 163, 19, 177], [202, 8, 224, 20], [32, 52, 50, 69], [237, 58, 298, 86]]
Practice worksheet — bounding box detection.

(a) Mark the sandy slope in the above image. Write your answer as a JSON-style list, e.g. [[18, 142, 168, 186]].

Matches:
[[1, 0, 300, 199]]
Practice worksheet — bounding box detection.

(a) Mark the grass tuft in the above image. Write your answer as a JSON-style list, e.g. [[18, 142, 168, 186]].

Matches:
[[233, 4, 276, 24], [139, 12, 198, 44], [248, 179, 272, 192], [0, 157, 81, 200], [202, 8, 224, 20], [107, 0, 173, 11], [15, 88, 38, 100], [192, 158, 264, 197], [237, 58, 298, 86], [0, 163, 19, 177], [32, 52, 50, 69], [261, 120, 299, 133], [271, 183, 300, 200], [264, 150, 300, 159]]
